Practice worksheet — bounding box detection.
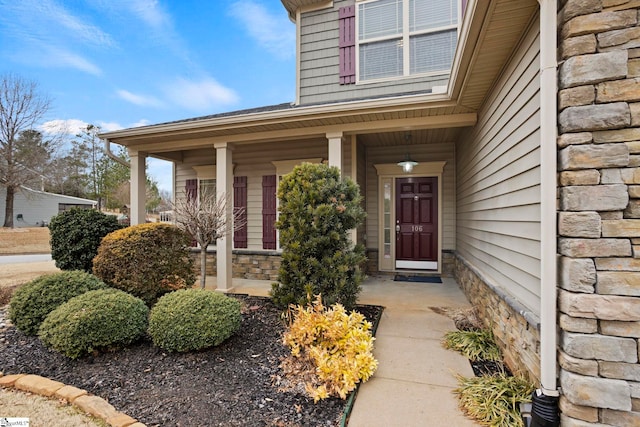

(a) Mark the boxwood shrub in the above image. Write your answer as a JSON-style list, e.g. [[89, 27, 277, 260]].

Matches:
[[92, 223, 195, 305], [8, 271, 107, 335], [49, 208, 122, 272], [38, 288, 149, 359], [148, 289, 241, 352]]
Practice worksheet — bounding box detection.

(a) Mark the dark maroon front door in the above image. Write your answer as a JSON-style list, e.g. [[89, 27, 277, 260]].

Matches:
[[395, 177, 438, 268]]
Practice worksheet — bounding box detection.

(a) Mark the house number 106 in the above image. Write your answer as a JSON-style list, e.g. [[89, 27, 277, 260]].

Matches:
[[411, 225, 424, 232]]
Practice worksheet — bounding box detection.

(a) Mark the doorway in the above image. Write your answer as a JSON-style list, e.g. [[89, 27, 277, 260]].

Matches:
[[395, 177, 438, 270]]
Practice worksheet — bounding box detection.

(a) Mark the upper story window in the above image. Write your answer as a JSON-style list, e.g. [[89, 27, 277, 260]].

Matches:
[[357, 0, 459, 82]]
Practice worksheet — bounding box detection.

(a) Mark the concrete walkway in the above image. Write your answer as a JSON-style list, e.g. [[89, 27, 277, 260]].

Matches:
[[349, 276, 479, 426], [208, 275, 479, 427]]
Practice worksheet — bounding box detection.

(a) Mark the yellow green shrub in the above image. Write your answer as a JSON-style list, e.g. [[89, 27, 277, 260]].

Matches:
[[93, 223, 195, 305], [282, 295, 378, 402]]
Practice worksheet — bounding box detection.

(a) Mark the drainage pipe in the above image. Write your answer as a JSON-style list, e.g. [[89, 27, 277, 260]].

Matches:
[[104, 139, 130, 168], [537, 0, 560, 413]]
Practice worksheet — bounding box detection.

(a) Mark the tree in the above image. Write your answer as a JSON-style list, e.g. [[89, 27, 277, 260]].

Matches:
[[172, 189, 246, 289], [0, 74, 52, 227], [44, 148, 88, 198], [270, 163, 366, 310], [75, 124, 109, 209]]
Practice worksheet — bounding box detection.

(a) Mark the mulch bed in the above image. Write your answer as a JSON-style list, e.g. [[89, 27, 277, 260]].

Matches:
[[0, 295, 383, 427]]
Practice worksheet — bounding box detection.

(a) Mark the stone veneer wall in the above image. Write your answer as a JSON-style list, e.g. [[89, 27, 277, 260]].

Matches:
[[194, 249, 454, 280], [454, 255, 541, 384], [557, 1, 640, 425], [190, 250, 281, 281]]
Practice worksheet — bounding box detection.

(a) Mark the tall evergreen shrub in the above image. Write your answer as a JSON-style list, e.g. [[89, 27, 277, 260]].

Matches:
[[270, 163, 366, 310], [49, 208, 122, 272]]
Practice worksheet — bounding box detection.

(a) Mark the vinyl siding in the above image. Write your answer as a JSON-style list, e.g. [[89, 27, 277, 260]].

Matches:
[[175, 139, 328, 251], [298, 0, 450, 106], [364, 142, 456, 251], [0, 186, 94, 225], [455, 21, 541, 314]]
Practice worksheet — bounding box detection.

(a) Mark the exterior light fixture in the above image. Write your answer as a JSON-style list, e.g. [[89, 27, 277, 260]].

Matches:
[[397, 154, 418, 172], [398, 131, 418, 172]]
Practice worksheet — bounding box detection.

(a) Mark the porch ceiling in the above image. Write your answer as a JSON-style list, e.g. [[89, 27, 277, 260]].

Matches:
[[359, 128, 465, 147]]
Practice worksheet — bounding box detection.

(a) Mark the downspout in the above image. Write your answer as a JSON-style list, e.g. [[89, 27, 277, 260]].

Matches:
[[530, 0, 560, 425], [104, 139, 130, 168]]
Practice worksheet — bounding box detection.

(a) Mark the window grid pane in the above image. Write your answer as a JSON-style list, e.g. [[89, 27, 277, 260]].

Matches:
[[410, 29, 457, 74], [359, 39, 403, 80], [199, 179, 216, 202], [383, 181, 392, 258], [410, 0, 457, 32], [358, 0, 458, 81], [359, 0, 403, 41]]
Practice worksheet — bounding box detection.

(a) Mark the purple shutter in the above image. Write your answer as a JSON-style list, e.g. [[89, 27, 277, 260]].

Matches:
[[262, 175, 277, 250], [185, 179, 198, 202], [339, 6, 356, 85], [233, 176, 248, 249]]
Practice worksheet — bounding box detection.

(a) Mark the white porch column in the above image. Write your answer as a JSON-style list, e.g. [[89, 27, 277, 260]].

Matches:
[[215, 142, 233, 292], [327, 131, 343, 173], [129, 150, 147, 225]]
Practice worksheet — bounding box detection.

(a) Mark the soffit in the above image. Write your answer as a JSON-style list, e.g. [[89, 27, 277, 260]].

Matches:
[[456, 0, 539, 110], [281, 0, 331, 19]]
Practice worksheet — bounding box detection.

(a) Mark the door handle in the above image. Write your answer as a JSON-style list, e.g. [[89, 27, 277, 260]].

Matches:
[[396, 224, 400, 232]]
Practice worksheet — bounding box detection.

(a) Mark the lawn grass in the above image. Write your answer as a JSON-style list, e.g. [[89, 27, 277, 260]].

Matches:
[[0, 227, 51, 254]]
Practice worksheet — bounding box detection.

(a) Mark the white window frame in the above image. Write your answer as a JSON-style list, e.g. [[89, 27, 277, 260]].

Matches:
[[192, 165, 216, 203], [192, 165, 218, 249], [355, 0, 461, 84]]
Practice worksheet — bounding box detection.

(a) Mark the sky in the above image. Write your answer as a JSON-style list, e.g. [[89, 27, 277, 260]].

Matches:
[[0, 0, 297, 193]]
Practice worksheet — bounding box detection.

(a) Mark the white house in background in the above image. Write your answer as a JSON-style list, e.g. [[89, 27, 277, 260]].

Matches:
[[0, 184, 96, 227]]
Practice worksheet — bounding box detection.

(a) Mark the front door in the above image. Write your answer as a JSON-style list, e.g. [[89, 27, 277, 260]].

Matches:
[[395, 177, 438, 270]]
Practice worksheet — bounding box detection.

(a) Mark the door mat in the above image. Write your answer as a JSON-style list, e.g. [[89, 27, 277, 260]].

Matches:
[[394, 275, 442, 283]]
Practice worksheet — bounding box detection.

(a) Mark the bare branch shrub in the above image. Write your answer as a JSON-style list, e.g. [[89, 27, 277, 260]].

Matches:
[[173, 188, 246, 288]]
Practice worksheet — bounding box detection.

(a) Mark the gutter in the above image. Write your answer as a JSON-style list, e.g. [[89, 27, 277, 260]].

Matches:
[[97, 92, 454, 141]]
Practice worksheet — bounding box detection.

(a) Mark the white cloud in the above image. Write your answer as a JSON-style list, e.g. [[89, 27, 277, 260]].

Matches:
[[130, 119, 151, 128], [117, 89, 163, 108], [43, 1, 115, 47], [39, 119, 90, 136], [47, 48, 103, 76], [97, 121, 124, 132], [229, 1, 295, 59], [96, 120, 151, 132], [127, 0, 171, 29], [163, 77, 239, 112], [0, 0, 114, 48]]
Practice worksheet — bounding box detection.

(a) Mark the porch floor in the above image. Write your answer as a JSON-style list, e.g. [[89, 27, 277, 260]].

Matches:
[[201, 275, 480, 426]]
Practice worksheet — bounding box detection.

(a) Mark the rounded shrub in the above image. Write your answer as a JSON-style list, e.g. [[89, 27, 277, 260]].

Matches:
[[49, 208, 123, 272], [92, 223, 196, 305], [38, 288, 149, 359], [8, 271, 107, 335], [148, 289, 242, 352]]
